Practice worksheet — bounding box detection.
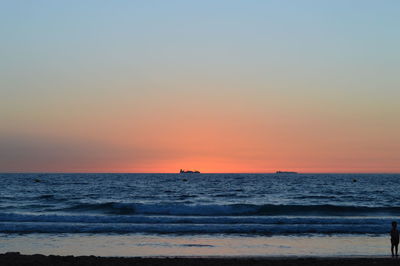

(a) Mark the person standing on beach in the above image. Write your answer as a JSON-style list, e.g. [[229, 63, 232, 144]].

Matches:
[[390, 221, 399, 257]]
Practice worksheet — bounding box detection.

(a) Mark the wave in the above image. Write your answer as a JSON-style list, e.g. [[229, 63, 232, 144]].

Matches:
[[0, 211, 396, 235], [51, 202, 400, 216], [0, 221, 389, 235], [2, 202, 399, 235], [0, 212, 393, 225]]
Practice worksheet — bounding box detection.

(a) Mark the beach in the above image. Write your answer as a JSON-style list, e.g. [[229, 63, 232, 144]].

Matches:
[[1, 253, 400, 266]]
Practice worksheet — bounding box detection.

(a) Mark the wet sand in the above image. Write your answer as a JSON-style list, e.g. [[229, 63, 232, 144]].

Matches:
[[1, 253, 400, 266]]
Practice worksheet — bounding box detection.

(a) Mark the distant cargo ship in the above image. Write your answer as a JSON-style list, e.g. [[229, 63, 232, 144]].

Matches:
[[180, 169, 200, 174], [276, 171, 298, 174]]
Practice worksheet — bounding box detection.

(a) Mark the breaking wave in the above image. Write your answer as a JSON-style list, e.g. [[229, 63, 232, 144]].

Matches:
[[53, 202, 400, 216], [1, 203, 397, 235], [0, 221, 389, 235]]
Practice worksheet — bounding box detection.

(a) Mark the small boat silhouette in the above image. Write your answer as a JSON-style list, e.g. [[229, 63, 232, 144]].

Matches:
[[276, 171, 298, 174]]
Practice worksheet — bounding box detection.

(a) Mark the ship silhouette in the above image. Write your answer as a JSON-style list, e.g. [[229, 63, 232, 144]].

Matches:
[[180, 169, 200, 174]]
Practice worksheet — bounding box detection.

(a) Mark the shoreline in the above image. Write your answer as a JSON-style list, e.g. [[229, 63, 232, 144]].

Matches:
[[1, 253, 400, 266]]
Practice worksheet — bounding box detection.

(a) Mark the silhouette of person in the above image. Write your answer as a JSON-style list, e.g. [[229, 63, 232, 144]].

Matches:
[[391, 221, 399, 257]]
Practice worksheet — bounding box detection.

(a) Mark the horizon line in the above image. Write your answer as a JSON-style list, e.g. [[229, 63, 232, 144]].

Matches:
[[1, 171, 400, 174]]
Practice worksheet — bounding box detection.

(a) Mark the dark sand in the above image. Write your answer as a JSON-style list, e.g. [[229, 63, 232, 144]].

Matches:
[[1, 253, 400, 266]]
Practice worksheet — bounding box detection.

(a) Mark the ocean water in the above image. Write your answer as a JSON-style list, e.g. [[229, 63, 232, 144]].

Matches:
[[0, 173, 399, 256]]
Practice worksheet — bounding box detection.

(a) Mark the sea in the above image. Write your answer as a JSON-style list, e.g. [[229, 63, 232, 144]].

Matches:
[[0, 173, 399, 257]]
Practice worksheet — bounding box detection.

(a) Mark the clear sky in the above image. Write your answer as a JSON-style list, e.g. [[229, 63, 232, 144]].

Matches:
[[1, 0, 399, 173]]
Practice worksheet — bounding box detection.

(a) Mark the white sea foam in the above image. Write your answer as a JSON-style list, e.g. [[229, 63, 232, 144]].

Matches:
[[0, 221, 388, 234]]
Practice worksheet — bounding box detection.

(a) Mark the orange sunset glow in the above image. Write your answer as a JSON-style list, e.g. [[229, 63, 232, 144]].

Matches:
[[0, 1, 399, 173]]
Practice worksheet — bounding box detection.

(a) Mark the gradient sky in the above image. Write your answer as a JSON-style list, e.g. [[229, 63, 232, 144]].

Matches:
[[1, 0, 399, 173]]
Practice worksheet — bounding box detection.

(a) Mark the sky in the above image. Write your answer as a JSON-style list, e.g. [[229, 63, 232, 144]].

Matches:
[[0, 0, 399, 173]]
